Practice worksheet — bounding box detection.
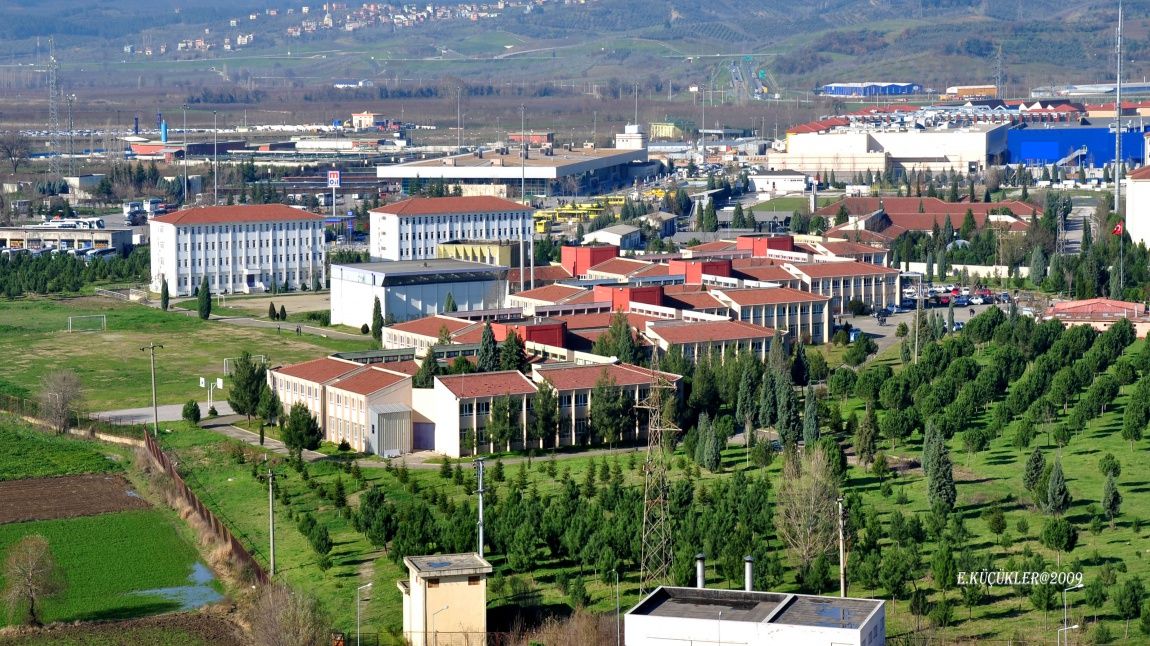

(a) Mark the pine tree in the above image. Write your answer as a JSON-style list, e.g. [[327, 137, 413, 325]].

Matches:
[[1046, 460, 1071, 516], [477, 322, 499, 372], [197, 276, 211, 320], [791, 342, 809, 386], [802, 386, 819, 447], [736, 368, 757, 435], [928, 445, 957, 512], [279, 305, 287, 321], [413, 353, 441, 388], [499, 331, 528, 373], [757, 371, 777, 428], [160, 280, 169, 311], [776, 376, 801, 448], [371, 296, 383, 342], [268, 302, 278, 320], [923, 423, 943, 480], [1024, 448, 1046, 492], [1103, 474, 1122, 521]]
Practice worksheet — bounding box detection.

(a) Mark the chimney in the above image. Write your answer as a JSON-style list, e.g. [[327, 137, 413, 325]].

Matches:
[[744, 556, 754, 592], [695, 553, 706, 589]]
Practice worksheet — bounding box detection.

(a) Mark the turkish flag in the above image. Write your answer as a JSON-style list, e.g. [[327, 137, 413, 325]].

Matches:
[[1113, 221, 1125, 236]]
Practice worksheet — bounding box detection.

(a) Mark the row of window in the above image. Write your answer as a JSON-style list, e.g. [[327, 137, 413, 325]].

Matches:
[[177, 238, 318, 251], [394, 213, 527, 226], [177, 222, 318, 235]]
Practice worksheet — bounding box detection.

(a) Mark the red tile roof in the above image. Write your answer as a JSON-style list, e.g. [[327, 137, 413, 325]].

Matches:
[[815, 197, 1038, 219], [389, 315, 474, 339], [633, 263, 672, 277], [648, 320, 777, 344], [1129, 166, 1150, 181], [717, 287, 831, 306], [537, 362, 681, 391], [331, 367, 408, 395], [436, 371, 537, 398], [787, 261, 899, 278], [786, 116, 850, 135], [380, 360, 420, 376], [1046, 298, 1148, 317], [734, 265, 798, 283], [664, 291, 726, 310], [806, 240, 884, 256], [688, 240, 738, 252], [373, 196, 528, 217], [586, 257, 652, 277], [152, 204, 323, 226], [273, 357, 361, 383], [555, 312, 658, 331], [513, 284, 589, 304], [507, 264, 574, 285]]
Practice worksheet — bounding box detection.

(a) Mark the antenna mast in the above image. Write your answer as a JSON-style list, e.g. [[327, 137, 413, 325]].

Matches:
[[47, 39, 61, 182], [639, 357, 677, 595]]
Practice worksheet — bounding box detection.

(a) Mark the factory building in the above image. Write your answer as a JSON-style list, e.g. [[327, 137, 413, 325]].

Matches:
[[820, 82, 922, 97], [1005, 121, 1148, 166]]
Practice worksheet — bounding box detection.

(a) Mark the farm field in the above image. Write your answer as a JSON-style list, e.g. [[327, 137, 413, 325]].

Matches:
[[0, 298, 376, 411], [0, 423, 123, 481], [0, 610, 245, 646], [0, 473, 151, 523]]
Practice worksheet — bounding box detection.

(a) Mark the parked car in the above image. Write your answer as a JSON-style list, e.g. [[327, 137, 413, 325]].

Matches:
[[954, 296, 970, 307], [953, 321, 965, 332], [939, 295, 951, 305], [961, 287, 971, 296], [997, 292, 1012, 303], [970, 295, 985, 305]]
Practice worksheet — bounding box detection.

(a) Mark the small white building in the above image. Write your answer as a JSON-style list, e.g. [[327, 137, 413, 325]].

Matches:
[[329, 259, 509, 329], [369, 196, 532, 262], [626, 587, 885, 646], [748, 170, 810, 194], [398, 553, 492, 646], [582, 224, 642, 250], [149, 204, 326, 296], [1126, 166, 1150, 248]]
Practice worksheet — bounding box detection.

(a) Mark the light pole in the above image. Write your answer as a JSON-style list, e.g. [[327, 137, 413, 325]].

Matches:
[[1061, 582, 1083, 645], [212, 110, 218, 205], [431, 604, 449, 646], [356, 582, 373, 646], [1057, 624, 1079, 646], [837, 496, 846, 597], [140, 343, 163, 436], [266, 456, 276, 576], [182, 104, 189, 205], [615, 570, 621, 646]]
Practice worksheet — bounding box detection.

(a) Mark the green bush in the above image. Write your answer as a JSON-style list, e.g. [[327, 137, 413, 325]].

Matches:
[[181, 400, 201, 424]]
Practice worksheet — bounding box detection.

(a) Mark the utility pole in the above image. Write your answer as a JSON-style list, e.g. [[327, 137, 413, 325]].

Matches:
[[182, 104, 189, 205], [1115, 0, 1126, 297], [519, 104, 527, 293], [140, 343, 163, 437], [267, 460, 276, 576], [47, 38, 61, 182], [66, 94, 76, 177], [212, 110, 218, 205], [475, 457, 485, 557], [837, 497, 846, 598]]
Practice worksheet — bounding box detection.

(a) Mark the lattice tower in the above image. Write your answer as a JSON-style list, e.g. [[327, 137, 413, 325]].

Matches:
[[639, 356, 678, 596]]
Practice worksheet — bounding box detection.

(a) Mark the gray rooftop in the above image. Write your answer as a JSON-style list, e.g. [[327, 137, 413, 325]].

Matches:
[[629, 587, 882, 631], [405, 553, 493, 577]]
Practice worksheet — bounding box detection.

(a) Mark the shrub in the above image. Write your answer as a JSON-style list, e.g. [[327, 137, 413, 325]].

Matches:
[[182, 400, 201, 424], [360, 323, 370, 335], [338, 439, 351, 452]]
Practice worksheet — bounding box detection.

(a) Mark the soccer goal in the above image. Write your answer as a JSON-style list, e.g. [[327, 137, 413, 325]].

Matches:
[[67, 315, 107, 333], [224, 354, 267, 375]]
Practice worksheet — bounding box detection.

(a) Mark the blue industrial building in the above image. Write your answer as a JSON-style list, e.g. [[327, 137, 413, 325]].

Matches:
[[820, 82, 923, 97], [1006, 122, 1148, 166]]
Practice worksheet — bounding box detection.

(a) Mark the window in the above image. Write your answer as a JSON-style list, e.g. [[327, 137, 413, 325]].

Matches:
[[476, 401, 491, 415], [461, 402, 474, 415], [574, 393, 588, 407], [559, 395, 572, 408]]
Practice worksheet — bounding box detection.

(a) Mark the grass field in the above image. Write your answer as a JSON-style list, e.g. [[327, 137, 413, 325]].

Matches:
[[754, 196, 837, 212], [0, 298, 377, 411], [0, 421, 123, 481], [0, 509, 215, 625]]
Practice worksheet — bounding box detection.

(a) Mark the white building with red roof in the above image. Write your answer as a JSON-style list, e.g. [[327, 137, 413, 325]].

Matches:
[[369, 196, 531, 262], [783, 261, 901, 316], [149, 204, 326, 296], [712, 287, 833, 344], [1044, 298, 1150, 337], [267, 356, 364, 434], [383, 314, 479, 350], [325, 367, 412, 455], [644, 319, 777, 363], [412, 371, 538, 457], [532, 362, 681, 447]]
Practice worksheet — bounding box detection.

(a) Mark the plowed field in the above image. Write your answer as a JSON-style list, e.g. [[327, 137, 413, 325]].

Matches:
[[0, 473, 150, 524]]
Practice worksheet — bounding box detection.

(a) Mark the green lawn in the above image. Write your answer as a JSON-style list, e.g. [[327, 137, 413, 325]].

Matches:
[[0, 298, 377, 411], [0, 509, 216, 625], [754, 196, 836, 211], [0, 420, 124, 481]]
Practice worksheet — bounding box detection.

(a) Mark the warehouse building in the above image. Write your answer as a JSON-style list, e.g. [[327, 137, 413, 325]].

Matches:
[[820, 82, 922, 97], [1005, 120, 1148, 166]]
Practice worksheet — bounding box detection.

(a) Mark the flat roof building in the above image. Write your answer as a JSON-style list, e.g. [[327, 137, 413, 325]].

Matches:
[[626, 587, 885, 646], [398, 553, 493, 646]]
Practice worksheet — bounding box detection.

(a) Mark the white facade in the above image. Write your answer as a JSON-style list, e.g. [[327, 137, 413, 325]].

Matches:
[[749, 172, 809, 194], [582, 224, 642, 249], [329, 260, 508, 328], [149, 205, 326, 296], [325, 369, 412, 456], [369, 197, 532, 262], [1126, 173, 1150, 247]]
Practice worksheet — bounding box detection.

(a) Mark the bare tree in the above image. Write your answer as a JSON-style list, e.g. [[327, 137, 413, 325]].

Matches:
[[39, 370, 84, 434], [248, 583, 328, 646], [3, 534, 64, 626], [0, 131, 31, 175], [774, 449, 840, 573]]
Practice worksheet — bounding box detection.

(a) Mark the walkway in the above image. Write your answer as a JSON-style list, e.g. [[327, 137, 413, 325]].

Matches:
[[201, 415, 327, 462], [94, 401, 234, 425]]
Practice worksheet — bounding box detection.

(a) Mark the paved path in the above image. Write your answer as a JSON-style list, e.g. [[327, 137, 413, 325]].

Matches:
[[94, 401, 234, 425], [201, 416, 327, 462]]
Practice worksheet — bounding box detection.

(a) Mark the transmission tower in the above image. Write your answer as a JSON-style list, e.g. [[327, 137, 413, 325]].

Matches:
[[47, 39, 61, 181], [994, 45, 1005, 100], [639, 357, 677, 596]]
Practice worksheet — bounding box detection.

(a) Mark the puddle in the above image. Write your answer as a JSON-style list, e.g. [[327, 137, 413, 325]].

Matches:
[[132, 562, 224, 610]]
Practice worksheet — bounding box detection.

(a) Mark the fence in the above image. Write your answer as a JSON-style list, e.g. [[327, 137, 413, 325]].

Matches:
[[142, 432, 270, 585], [0, 393, 145, 441]]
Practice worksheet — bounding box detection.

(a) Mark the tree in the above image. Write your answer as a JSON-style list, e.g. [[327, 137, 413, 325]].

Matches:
[[413, 353, 441, 389], [197, 276, 211, 320], [1046, 460, 1071, 516], [477, 322, 499, 372], [227, 351, 267, 424], [1086, 576, 1110, 624], [499, 331, 529, 373], [802, 386, 819, 447], [247, 582, 329, 646], [932, 543, 958, 601], [257, 386, 281, 431], [853, 405, 878, 466], [279, 305, 287, 321], [0, 131, 31, 174], [182, 399, 201, 424], [160, 280, 169, 311], [791, 342, 810, 386], [38, 370, 83, 434], [927, 444, 956, 513], [2, 535, 64, 626], [1024, 448, 1046, 492], [530, 380, 558, 448], [1114, 576, 1146, 639], [736, 368, 757, 436], [268, 302, 278, 320], [775, 450, 839, 574], [1103, 474, 1122, 522], [283, 402, 323, 460], [1029, 247, 1047, 283], [701, 200, 718, 232], [1040, 517, 1078, 566], [590, 372, 630, 448], [371, 296, 383, 342], [444, 291, 457, 313]]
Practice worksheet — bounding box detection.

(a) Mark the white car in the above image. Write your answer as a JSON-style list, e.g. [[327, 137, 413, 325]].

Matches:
[[970, 296, 985, 305], [961, 287, 971, 296]]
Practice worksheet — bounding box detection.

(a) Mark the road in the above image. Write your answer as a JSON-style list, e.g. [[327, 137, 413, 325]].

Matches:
[[1063, 203, 1092, 254], [94, 401, 234, 425]]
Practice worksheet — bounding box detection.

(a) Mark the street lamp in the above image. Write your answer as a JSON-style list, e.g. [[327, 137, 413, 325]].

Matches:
[[356, 582, 373, 646], [1057, 624, 1079, 646], [1061, 583, 1084, 645], [431, 604, 449, 646]]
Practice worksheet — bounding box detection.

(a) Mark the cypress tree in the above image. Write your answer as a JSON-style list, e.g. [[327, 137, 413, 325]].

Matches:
[[1103, 474, 1122, 521], [757, 371, 777, 428], [928, 445, 956, 512], [802, 386, 819, 447], [776, 376, 801, 448], [414, 352, 441, 388], [279, 304, 287, 321], [160, 280, 169, 311], [371, 296, 383, 342], [922, 423, 943, 480], [477, 322, 499, 372], [197, 276, 211, 320], [1024, 448, 1046, 492], [1046, 460, 1071, 516], [268, 302, 277, 320], [444, 292, 457, 313], [736, 368, 757, 435], [694, 412, 710, 466], [791, 341, 809, 386]]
